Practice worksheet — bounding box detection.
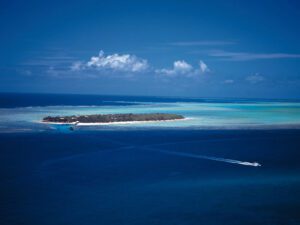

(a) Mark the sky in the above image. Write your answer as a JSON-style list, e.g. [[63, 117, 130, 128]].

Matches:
[[0, 0, 300, 98]]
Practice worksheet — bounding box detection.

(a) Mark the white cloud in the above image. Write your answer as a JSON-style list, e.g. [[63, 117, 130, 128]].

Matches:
[[199, 60, 210, 73], [156, 60, 210, 76], [155, 60, 193, 76], [86, 50, 148, 72], [173, 60, 193, 73], [69, 50, 211, 78], [70, 61, 84, 71], [246, 73, 265, 84]]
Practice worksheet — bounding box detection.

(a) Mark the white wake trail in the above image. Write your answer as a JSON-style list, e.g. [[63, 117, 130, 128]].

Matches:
[[145, 148, 261, 167]]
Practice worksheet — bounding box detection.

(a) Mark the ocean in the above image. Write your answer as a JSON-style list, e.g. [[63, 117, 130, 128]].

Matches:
[[1, 93, 300, 225]]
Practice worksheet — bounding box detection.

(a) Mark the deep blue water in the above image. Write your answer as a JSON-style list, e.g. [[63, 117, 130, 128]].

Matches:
[[1, 93, 300, 225], [1, 92, 299, 108]]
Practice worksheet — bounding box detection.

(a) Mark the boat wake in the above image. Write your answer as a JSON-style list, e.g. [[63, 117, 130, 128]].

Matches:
[[144, 147, 261, 167]]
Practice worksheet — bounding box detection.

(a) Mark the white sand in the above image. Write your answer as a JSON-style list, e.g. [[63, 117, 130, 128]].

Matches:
[[40, 118, 189, 126]]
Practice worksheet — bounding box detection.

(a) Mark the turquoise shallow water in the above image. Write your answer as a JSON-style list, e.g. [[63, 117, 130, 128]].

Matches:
[[1, 101, 300, 132]]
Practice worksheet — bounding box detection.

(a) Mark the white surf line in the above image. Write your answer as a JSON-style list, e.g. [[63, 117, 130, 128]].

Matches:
[[39, 118, 187, 126], [142, 147, 261, 167]]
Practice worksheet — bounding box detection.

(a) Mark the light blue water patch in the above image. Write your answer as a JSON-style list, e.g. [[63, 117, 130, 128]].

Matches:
[[1, 101, 300, 132]]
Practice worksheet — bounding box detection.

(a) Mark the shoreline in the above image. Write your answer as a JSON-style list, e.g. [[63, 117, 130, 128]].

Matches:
[[37, 118, 300, 129], [40, 118, 189, 126]]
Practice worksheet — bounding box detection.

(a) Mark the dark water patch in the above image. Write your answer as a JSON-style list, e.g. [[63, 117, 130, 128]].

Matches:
[[1, 129, 300, 225], [1, 93, 300, 108]]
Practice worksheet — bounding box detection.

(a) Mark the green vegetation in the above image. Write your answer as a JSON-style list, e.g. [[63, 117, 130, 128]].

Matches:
[[43, 113, 184, 123]]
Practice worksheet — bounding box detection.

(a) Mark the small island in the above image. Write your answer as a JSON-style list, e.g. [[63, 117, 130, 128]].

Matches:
[[42, 113, 184, 124]]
